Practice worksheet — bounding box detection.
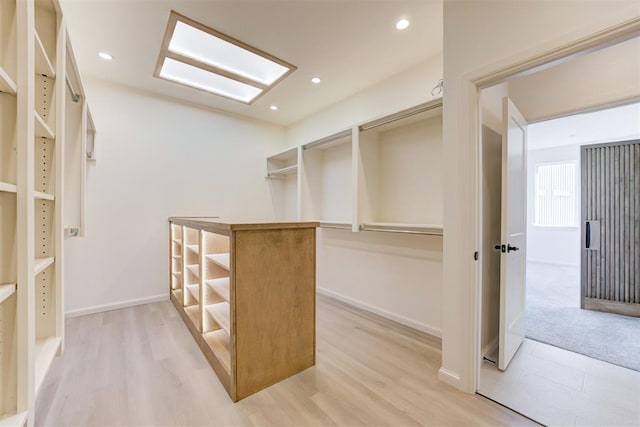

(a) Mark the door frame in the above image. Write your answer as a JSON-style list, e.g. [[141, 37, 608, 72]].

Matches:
[[457, 17, 640, 393]]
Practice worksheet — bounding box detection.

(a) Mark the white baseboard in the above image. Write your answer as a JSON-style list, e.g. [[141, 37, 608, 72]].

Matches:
[[317, 287, 442, 338], [438, 367, 462, 388], [528, 258, 579, 268], [481, 337, 498, 358], [65, 294, 169, 318]]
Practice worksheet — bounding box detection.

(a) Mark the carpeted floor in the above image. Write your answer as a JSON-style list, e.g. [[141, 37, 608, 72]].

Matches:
[[525, 262, 640, 372]]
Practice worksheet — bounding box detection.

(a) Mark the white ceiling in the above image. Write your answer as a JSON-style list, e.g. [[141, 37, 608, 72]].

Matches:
[[60, 0, 443, 126]]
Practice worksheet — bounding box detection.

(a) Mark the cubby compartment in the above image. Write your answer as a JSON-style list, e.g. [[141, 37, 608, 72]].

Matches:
[[0, 0, 17, 94], [300, 130, 353, 225], [34, 198, 54, 263], [0, 93, 17, 190], [34, 0, 56, 78], [266, 147, 298, 221], [202, 231, 230, 338], [358, 100, 443, 232]]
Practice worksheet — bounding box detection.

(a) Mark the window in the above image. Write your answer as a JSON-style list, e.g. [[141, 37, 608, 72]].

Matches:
[[534, 162, 576, 226]]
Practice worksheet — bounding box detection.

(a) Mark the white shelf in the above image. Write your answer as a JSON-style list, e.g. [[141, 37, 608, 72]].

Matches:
[[0, 283, 16, 304], [185, 284, 199, 302], [0, 66, 17, 94], [205, 277, 230, 302], [359, 222, 444, 236], [186, 264, 199, 278], [186, 244, 199, 254], [206, 253, 230, 270], [0, 181, 17, 193], [34, 191, 55, 201], [34, 257, 54, 275], [0, 411, 28, 427], [267, 164, 297, 178], [35, 111, 55, 139], [205, 302, 230, 335], [34, 30, 55, 77], [35, 336, 62, 395]]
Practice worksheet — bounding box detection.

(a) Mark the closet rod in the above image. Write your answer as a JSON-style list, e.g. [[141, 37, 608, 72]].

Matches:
[[320, 224, 351, 230], [359, 225, 443, 236], [65, 74, 80, 103], [359, 101, 443, 132], [302, 129, 351, 151]]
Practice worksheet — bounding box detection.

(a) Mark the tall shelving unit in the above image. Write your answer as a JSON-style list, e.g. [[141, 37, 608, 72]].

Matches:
[[265, 146, 299, 221], [0, 0, 94, 425]]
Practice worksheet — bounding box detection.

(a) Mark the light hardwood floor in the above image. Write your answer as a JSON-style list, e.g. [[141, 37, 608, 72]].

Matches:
[[35, 296, 533, 426]]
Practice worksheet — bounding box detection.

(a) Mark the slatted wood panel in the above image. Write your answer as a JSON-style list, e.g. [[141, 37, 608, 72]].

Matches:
[[581, 140, 640, 317]]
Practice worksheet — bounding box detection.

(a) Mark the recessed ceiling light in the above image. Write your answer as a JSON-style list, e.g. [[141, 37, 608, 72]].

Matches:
[[396, 19, 410, 30], [270, 105, 278, 111], [98, 52, 113, 61], [155, 11, 297, 104], [311, 77, 321, 84]]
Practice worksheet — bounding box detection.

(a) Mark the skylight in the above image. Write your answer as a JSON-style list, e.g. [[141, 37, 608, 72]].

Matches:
[[155, 11, 296, 104]]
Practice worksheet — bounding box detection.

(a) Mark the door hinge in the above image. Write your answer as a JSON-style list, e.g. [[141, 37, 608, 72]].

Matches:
[[473, 251, 479, 261]]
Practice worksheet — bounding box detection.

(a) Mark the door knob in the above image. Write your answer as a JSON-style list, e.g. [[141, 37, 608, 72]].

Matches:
[[507, 244, 519, 252]]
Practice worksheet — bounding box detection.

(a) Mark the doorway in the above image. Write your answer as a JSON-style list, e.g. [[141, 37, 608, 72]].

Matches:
[[476, 36, 640, 425]]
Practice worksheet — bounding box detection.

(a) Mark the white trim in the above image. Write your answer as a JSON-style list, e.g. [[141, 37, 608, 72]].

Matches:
[[317, 287, 442, 338], [65, 294, 169, 318], [481, 337, 498, 359], [438, 367, 462, 388], [528, 258, 579, 268]]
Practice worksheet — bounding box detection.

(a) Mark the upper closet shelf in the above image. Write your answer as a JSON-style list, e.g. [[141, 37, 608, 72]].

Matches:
[[266, 164, 297, 178], [35, 30, 55, 77], [0, 283, 16, 304], [0, 66, 17, 94], [35, 111, 55, 139], [359, 222, 444, 236]]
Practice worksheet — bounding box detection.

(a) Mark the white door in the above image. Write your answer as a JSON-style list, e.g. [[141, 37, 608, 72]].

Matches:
[[498, 97, 528, 370]]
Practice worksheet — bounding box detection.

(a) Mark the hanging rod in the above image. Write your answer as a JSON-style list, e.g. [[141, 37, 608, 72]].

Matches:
[[320, 224, 351, 230], [65, 74, 80, 103], [359, 225, 443, 236], [359, 100, 443, 132], [302, 129, 351, 151]]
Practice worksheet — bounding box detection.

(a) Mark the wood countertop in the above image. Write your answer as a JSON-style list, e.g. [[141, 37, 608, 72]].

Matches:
[[169, 217, 319, 233]]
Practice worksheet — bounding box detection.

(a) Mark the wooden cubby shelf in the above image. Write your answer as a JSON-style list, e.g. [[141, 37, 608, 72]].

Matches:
[[169, 217, 318, 402], [0, 66, 17, 95], [206, 253, 230, 270], [0, 283, 16, 304], [206, 277, 230, 302]]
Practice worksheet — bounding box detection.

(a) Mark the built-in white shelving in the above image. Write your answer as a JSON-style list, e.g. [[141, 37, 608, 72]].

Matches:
[[0, 66, 17, 94], [34, 30, 55, 77], [0, 283, 16, 304], [34, 336, 62, 394], [0, 182, 17, 193], [34, 190, 54, 201], [34, 111, 55, 139], [206, 253, 230, 270], [34, 257, 54, 275]]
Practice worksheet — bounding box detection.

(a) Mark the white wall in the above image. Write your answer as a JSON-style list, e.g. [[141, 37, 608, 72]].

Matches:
[[64, 78, 285, 315], [285, 54, 444, 335], [442, 0, 639, 391]]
